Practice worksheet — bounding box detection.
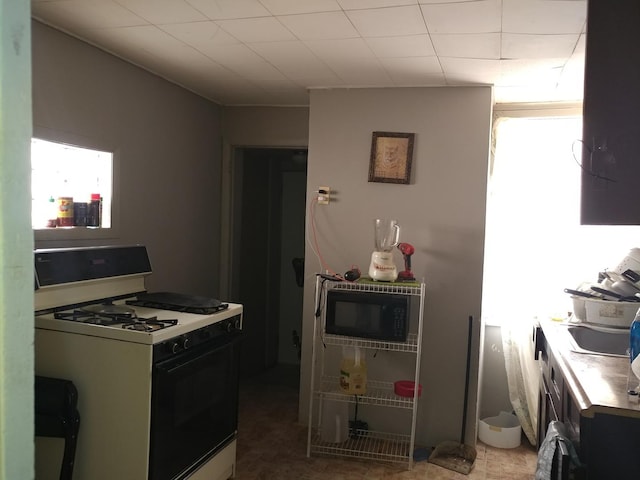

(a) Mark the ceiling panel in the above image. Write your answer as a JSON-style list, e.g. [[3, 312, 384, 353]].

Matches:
[[346, 5, 428, 37], [184, 0, 271, 20], [277, 11, 360, 40], [420, 0, 502, 34], [365, 35, 436, 58], [114, 0, 207, 24], [431, 33, 500, 59], [31, 0, 589, 106], [502, 0, 587, 34]]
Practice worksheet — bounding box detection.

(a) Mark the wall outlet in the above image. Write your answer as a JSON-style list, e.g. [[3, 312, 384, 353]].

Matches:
[[317, 186, 330, 205]]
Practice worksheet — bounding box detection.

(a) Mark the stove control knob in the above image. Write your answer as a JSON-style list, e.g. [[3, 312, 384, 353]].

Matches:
[[233, 317, 241, 331], [168, 342, 180, 354], [181, 336, 190, 350]]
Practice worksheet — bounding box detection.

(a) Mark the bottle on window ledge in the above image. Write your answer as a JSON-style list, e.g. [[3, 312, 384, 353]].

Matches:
[[46, 196, 58, 228], [57, 196, 74, 227], [87, 193, 101, 227]]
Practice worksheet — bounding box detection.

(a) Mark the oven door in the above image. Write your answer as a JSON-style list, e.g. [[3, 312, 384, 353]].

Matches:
[[149, 331, 242, 480]]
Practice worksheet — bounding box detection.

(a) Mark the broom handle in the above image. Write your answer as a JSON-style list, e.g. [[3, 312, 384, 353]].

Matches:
[[460, 315, 473, 444]]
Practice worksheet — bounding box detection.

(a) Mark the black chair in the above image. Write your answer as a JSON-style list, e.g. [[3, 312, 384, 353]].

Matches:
[[35, 376, 81, 480]]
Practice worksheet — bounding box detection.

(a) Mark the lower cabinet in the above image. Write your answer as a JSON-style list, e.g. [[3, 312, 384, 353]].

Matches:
[[535, 327, 640, 479]]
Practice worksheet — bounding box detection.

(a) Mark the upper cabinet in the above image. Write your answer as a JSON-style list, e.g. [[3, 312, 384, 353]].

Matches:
[[581, 0, 640, 225]]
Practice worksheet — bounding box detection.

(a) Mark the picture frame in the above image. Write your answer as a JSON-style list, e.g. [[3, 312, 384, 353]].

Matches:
[[368, 131, 415, 184]]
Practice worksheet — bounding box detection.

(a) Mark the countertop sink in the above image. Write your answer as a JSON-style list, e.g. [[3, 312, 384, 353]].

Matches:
[[566, 325, 630, 357]]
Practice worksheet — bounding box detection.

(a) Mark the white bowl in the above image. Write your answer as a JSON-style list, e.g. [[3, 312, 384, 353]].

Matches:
[[571, 296, 586, 321], [584, 298, 639, 329]]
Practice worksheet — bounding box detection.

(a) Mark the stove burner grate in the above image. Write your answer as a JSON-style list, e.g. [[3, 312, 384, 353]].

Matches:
[[126, 292, 229, 315], [54, 309, 178, 331]]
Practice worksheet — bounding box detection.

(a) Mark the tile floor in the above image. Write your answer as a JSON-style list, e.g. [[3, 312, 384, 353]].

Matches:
[[234, 365, 538, 479]]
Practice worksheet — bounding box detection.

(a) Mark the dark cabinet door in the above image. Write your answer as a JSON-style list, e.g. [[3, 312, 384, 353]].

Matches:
[[581, 0, 640, 225]]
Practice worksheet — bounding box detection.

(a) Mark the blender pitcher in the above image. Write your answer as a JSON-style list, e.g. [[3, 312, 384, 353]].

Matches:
[[369, 219, 400, 281]]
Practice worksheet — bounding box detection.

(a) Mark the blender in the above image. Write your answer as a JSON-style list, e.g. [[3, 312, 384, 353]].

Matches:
[[368, 219, 400, 281]]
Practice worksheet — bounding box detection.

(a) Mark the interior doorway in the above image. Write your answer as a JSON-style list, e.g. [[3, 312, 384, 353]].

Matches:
[[229, 147, 307, 380]]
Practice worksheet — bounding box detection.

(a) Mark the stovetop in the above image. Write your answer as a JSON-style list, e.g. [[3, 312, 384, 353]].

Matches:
[[35, 298, 243, 345], [33, 246, 242, 345], [53, 304, 179, 332]]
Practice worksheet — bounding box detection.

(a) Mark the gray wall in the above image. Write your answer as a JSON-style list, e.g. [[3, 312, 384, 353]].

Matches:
[[32, 21, 223, 297], [300, 87, 493, 447], [29, 20, 512, 447]]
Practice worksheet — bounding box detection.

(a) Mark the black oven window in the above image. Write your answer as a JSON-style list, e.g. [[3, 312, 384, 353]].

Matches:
[[150, 335, 240, 480], [335, 302, 381, 331], [174, 365, 224, 427]]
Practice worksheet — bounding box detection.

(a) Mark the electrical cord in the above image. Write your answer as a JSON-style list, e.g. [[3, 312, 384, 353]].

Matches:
[[307, 196, 361, 283], [571, 138, 617, 183]]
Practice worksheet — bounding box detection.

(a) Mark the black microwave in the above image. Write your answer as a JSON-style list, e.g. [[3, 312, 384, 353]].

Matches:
[[325, 290, 410, 342]]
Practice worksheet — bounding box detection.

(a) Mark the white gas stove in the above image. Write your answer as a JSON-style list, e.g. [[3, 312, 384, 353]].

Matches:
[[34, 245, 242, 480]]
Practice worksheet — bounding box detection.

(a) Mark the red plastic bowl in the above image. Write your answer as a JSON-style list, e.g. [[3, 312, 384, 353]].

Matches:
[[394, 380, 422, 398]]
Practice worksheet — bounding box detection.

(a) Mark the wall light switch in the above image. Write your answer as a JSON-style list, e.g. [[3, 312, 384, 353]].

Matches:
[[317, 186, 330, 205]]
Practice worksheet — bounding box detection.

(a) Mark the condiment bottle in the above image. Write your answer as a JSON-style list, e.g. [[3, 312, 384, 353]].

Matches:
[[57, 197, 74, 227], [339, 346, 367, 395], [87, 193, 101, 227]]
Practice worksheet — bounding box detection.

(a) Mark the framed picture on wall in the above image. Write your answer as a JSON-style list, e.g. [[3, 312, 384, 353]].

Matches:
[[368, 131, 415, 184]]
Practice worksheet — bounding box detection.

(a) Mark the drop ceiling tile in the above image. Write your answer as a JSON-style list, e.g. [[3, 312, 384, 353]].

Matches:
[[114, 0, 207, 24], [32, 0, 147, 29], [159, 21, 239, 48], [502, 0, 587, 34], [262, 86, 310, 105], [328, 57, 394, 85], [185, 0, 271, 20], [574, 33, 586, 56], [77, 25, 186, 59], [216, 57, 299, 89], [216, 17, 296, 43], [420, 0, 501, 34], [502, 34, 579, 60], [199, 43, 268, 68], [365, 35, 435, 57], [346, 5, 428, 37], [304, 38, 375, 60], [440, 57, 500, 85], [277, 11, 359, 40], [379, 56, 444, 85], [247, 41, 342, 83], [338, 0, 417, 9], [418, 0, 479, 3], [431, 33, 499, 59], [259, 0, 342, 15], [498, 58, 564, 87]]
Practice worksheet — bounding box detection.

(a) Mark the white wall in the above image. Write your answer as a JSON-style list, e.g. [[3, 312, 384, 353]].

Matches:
[[300, 87, 493, 446], [0, 3, 33, 479]]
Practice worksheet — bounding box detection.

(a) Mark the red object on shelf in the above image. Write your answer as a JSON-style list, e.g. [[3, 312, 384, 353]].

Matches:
[[394, 380, 422, 398]]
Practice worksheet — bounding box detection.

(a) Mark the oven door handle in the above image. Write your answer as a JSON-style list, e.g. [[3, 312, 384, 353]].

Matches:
[[155, 332, 242, 375]]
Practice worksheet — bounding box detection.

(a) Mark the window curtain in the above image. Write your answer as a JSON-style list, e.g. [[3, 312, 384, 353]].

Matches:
[[483, 115, 640, 445]]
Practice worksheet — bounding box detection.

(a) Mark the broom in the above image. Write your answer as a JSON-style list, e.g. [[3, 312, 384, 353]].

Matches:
[[428, 315, 477, 475]]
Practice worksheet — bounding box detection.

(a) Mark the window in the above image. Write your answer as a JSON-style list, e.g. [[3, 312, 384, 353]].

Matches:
[[31, 138, 112, 230], [482, 113, 640, 326]]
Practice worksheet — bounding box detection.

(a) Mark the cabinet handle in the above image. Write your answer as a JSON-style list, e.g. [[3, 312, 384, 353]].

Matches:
[[534, 326, 544, 360]]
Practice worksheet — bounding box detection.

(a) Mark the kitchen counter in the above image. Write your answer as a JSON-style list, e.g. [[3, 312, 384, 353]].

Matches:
[[539, 319, 640, 418], [537, 320, 640, 479]]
